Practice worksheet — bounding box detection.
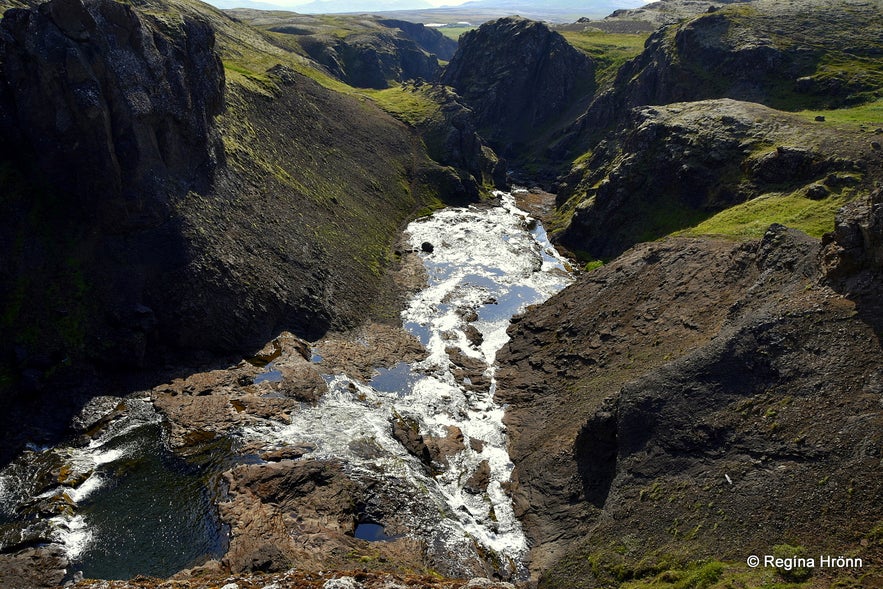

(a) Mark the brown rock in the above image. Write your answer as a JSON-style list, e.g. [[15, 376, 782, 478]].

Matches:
[[0, 545, 68, 589], [463, 460, 491, 495], [317, 323, 425, 380], [426, 425, 467, 466], [391, 414, 432, 465], [219, 460, 428, 575]]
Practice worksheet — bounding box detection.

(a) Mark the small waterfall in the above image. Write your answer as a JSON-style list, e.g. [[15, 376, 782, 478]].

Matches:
[[244, 190, 573, 577], [0, 189, 572, 581]]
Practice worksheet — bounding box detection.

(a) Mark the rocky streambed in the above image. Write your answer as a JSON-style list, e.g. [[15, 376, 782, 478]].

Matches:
[[0, 190, 572, 587]]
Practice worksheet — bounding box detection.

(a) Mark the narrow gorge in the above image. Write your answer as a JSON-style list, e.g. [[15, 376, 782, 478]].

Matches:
[[0, 0, 881, 588]]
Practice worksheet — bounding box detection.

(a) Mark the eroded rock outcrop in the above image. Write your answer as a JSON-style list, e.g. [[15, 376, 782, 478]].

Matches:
[[556, 99, 876, 260], [539, 0, 883, 266], [821, 186, 883, 290], [0, 0, 224, 217], [298, 31, 441, 89], [378, 19, 458, 61], [441, 17, 594, 153], [496, 226, 883, 586], [418, 86, 508, 195]]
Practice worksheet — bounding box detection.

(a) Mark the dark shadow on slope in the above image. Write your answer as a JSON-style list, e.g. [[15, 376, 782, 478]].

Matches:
[[574, 398, 618, 509]]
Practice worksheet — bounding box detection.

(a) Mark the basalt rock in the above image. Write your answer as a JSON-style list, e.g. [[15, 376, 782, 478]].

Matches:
[[556, 99, 875, 260], [0, 0, 224, 218], [218, 459, 429, 575], [298, 31, 440, 89], [0, 545, 68, 589], [496, 227, 883, 586], [0, 0, 452, 429], [441, 17, 595, 154], [418, 86, 508, 194], [0, 0, 225, 394], [821, 186, 883, 290], [378, 19, 458, 61]]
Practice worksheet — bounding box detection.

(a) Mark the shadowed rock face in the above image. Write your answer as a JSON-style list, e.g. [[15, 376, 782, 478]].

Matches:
[[822, 186, 883, 290], [0, 0, 446, 456], [496, 226, 883, 586], [298, 30, 441, 89], [378, 19, 458, 61], [441, 16, 594, 152], [0, 0, 226, 380], [0, 0, 225, 224]]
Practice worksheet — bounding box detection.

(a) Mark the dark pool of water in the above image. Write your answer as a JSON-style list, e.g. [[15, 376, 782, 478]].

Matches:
[[72, 423, 230, 580], [354, 522, 398, 542], [370, 362, 418, 396]]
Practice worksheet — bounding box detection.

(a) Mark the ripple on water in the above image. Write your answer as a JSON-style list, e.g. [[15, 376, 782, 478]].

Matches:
[[0, 399, 230, 581]]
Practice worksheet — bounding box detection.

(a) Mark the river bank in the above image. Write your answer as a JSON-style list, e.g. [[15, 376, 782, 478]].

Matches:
[[0, 190, 572, 588]]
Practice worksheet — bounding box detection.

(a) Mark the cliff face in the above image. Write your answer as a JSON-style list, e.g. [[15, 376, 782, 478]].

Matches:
[[378, 18, 458, 61], [496, 226, 883, 587], [298, 30, 441, 89], [0, 0, 224, 217], [822, 187, 883, 291], [555, 99, 879, 260], [0, 0, 226, 386], [440, 16, 595, 153], [0, 0, 447, 430]]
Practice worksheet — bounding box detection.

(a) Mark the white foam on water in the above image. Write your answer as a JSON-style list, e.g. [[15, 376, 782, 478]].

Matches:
[[66, 473, 104, 504], [244, 191, 573, 576], [0, 397, 162, 562], [51, 514, 92, 561]]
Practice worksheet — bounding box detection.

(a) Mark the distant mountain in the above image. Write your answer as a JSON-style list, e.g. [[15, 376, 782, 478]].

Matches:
[[208, 0, 285, 9], [291, 0, 433, 13], [459, 0, 647, 13]]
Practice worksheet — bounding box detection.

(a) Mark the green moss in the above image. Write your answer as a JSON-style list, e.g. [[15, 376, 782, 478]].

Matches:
[[584, 259, 604, 272], [771, 545, 813, 582], [358, 84, 440, 127], [797, 98, 883, 126], [437, 25, 473, 41], [676, 189, 851, 239], [560, 30, 649, 86]]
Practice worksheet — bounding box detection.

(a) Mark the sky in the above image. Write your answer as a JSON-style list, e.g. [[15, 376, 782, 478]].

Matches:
[[277, 0, 472, 5]]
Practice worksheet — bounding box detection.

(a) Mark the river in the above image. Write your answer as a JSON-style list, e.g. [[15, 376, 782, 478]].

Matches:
[[0, 189, 573, 581]]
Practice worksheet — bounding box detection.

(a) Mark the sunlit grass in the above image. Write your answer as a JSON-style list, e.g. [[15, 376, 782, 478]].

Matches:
[[797, 97, 883, 126], [436, 25, 473, 41], [676, 190, 851, 239], [357, 85, 439, 127], [559, 30, 649, 85]]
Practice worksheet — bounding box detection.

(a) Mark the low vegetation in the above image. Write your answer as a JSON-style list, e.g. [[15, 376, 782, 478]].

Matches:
[[558, 30, 649, 87], [677, 188, 852, 240]]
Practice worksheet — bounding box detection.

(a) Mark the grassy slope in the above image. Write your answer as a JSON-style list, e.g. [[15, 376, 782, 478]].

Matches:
[[558, 30, 649, 87], [678, 99, 882, 240], [555, 0, 883, 247], [0, 0, 459, 394]]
